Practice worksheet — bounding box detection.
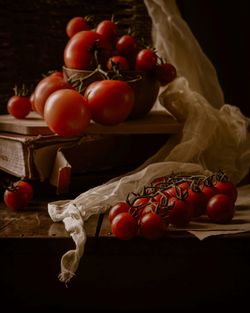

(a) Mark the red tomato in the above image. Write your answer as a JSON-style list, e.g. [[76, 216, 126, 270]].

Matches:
[[116, 34, 138, 56], [139, 212, 166, 240], [168, 197, 192, 227], [108, 201, 130, 223], [44, 89, 91, 137], [33, 72, 72, 116], [215, 180, 238, 202], [84, 79, 134, 125], [201, 184, 218, 203], [7, 95, 31, 119], [107, 55, 129, 71], [96, 19, 118, 47], [4, 180, 33, 211], [207, 194, 235, 223], [155, 62, 177, 86], [186, 188, 207, 218], [64, 30, 112, 70], [135, 48, 158, 71], [66, 16, 91, 38], [111, 212, 138, 240]]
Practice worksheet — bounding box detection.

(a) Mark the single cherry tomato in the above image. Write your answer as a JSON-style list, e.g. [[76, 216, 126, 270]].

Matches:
[[66, 16, 91, 38], [201, 184, 218, 203], [33, 72, 72, 116], [139, 212, 166, 240], [215, 180, 238, 202], [84, 79, 134, 125], [108, 201, 130, 223], [116, 34, 138, 56], [107, 55, 129, 71], [4, 180, 33, 211], [7, 95, 31, 119], [207, 194, 235, 223], [186, 187, 207, 218], [111, 212, 138, 240], [135, 48, 158, 71], [96, 19, 118, 48], [44, 89, 91, 137], [168, 197, 192, 227], [155, 62, 177, 86]]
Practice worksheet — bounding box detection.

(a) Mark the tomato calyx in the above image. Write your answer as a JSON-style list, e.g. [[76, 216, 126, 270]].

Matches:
[[13, 84, 31, 97]]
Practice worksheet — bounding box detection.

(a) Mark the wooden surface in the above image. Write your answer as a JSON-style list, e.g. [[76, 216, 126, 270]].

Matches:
[[0, 110, 182, 136], [1, 197, 250, 312]]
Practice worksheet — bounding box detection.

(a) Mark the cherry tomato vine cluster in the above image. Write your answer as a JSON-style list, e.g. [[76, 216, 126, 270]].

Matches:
[[6, 15, 177, 137], [109, 169, 238, 240]]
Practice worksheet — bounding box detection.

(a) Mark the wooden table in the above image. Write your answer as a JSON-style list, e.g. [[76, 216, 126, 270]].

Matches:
[[1, 196, 250, 312]]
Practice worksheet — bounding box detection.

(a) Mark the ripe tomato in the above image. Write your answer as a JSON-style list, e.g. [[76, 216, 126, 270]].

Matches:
[[111, 212, 138, 240], [155, 62, 177, 86], [64, 30, 112, 70], [7, 95, 31, 119], [207, 194, 235, 223], [201, 184, 218, 203], [66, 16, 91, 38], [44, 89, 91, 137], [108, 201, 130, 223], [215, 180, 238, 202], [96, 19, 118, 47], [139, 212, 166, 240], [84, 79, 134, 125], [4, 180, 33, 211], [186, 188, 207, 218], [116, 34, 137, 56], [168, 197, 192, 227], [135, 48, 158, 71], [107, 55, 129, 71], [33, 72, 72, 116]]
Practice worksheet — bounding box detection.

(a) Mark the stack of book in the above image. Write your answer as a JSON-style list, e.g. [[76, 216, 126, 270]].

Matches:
[[0, 111, 181, 194]]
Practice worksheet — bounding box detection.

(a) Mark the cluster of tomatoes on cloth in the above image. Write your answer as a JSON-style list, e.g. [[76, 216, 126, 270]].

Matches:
[[109, 170, 238, 240], [7, 16, 177, 138]]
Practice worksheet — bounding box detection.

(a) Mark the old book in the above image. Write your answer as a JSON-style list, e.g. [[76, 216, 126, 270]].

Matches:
[[0, 132, 99, 180]]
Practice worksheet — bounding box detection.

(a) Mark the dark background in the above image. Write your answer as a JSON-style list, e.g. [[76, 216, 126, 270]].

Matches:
[[0, 0, 249, 116]]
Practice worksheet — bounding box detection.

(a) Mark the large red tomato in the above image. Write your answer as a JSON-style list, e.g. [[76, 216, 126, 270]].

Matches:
[[44, 89, 91, 137], [33, 72, 72, 116], [84, 79, 134, 125], [64, 30, 112, 70]]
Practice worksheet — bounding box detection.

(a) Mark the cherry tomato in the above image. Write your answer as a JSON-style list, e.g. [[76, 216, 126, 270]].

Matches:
[[44, 89, 91, 137], [207, 194, 235, 223], [139, 212, 166, 240], [108, 201, 130, 223], [168, 197, 192, 227], [7, 95, 31, 119], [215, 180, 238, 202], [4, 180, 33, 211], [64, 30, 112, 70], [186, 188, 207, 218], [155, 62, 177, 86], [33, 72, 72, 116], [107, 55, 129, 71], [84, 79, 134, 125], [96, 19, 118, 48], [201, 184, 218, 203], [116, 34, 138, 56], [66, 16, 91, 38], [111, 212, 138, 240], [135, 48, 158, 71]]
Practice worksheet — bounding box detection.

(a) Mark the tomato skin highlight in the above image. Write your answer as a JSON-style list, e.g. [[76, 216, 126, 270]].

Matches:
[[84, 80, 134, 125], [207, 194, 235, 223], [4, 181, 33, 211], [44, 89, 91, 137], [111, 212, 138, 240]]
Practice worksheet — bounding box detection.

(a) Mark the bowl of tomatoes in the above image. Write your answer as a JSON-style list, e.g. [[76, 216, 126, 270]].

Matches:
[[63, 66, 160, 119]]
